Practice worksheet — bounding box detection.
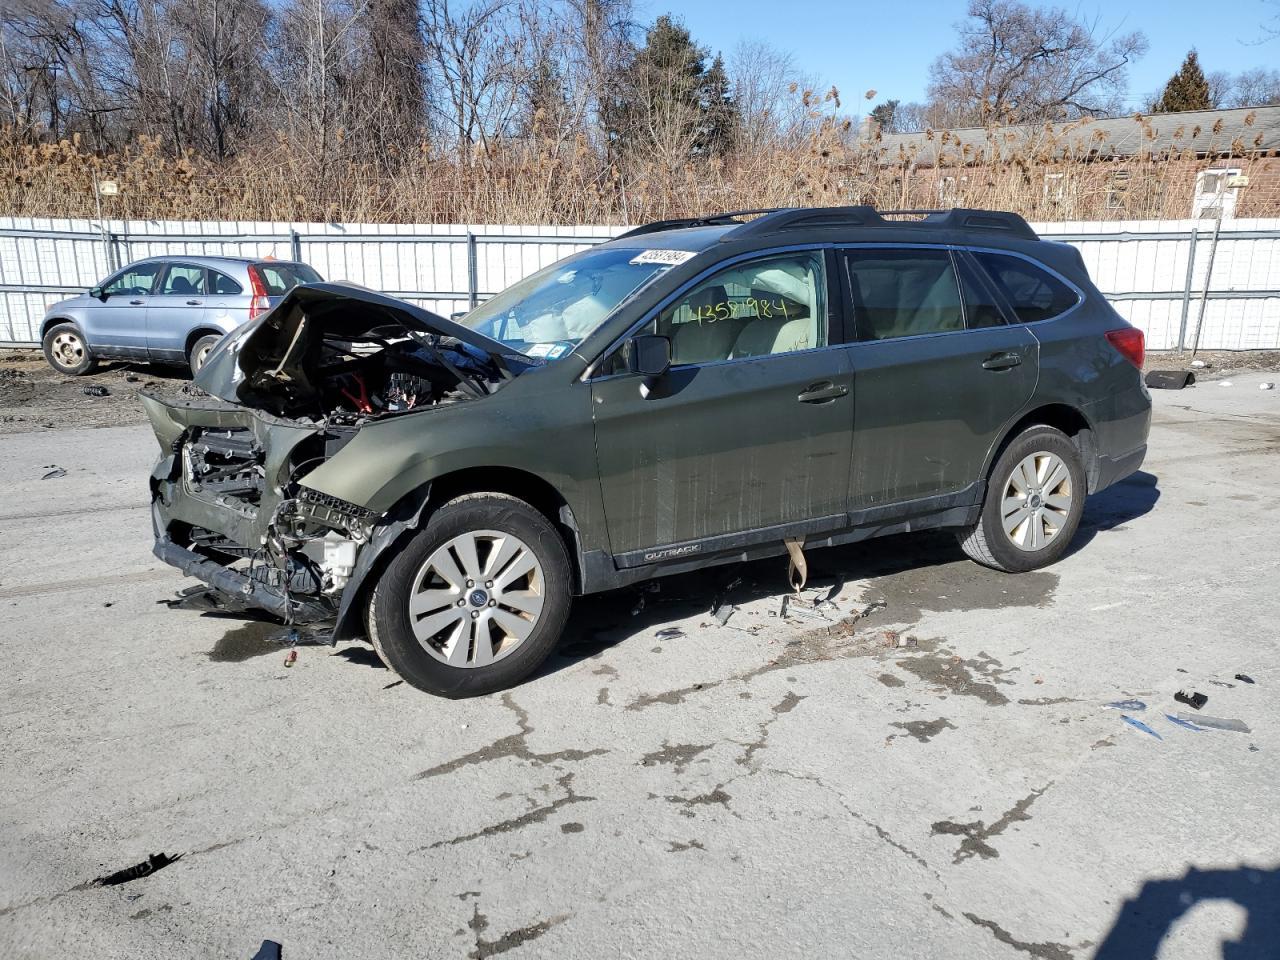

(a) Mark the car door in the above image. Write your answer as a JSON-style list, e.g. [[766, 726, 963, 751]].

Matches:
[[589, 249, 854, 565], [147, 263, 210, 361], [89, 262, 164, 358], [842, 245, 1039, 512]]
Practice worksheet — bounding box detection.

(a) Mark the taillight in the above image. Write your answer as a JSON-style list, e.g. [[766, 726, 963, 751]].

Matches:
[[247, 266, 270, 320], [1105, 327, 1144, 368]]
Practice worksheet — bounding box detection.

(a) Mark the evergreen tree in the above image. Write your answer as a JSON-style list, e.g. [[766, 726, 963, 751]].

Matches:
[[1155, 50, 1212, 113], [606, 15, 738, 159], [869, 99, 900, 133]]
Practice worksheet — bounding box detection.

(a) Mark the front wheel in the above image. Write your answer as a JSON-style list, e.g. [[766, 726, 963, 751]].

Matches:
[[957, 425, 1087, 573], [42, 322, 97, 376], [368, 493, 572, 698]]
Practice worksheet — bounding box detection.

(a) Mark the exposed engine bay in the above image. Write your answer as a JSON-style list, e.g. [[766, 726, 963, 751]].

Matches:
[[144, 284, 531, 628], [231, 290, 522, 422]]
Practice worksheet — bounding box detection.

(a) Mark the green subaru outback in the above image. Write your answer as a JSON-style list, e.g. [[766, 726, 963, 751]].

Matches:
[[142, 207, 1150, 696]]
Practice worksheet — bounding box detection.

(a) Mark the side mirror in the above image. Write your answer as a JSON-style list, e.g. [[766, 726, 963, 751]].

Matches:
[[630, 335, 671, 378], [90, 286, 106, 300]]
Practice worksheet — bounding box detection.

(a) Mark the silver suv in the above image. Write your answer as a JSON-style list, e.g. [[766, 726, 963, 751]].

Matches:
[[40, 256, 323, 375]]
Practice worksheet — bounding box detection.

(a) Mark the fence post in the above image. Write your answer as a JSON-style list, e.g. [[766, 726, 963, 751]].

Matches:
[[107, 231, 122, 272], [290, 229, 302, 262], [1190, 216, 1223, 357], [1176, 225, 1199, 353], [466, 231, 479, 308]]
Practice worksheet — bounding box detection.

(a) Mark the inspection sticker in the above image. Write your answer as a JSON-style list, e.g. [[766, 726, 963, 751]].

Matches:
[[630, 249, 696, 266]]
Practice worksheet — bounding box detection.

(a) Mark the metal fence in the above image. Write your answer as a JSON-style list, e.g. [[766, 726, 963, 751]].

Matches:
[[3, 216, 1279, 351]]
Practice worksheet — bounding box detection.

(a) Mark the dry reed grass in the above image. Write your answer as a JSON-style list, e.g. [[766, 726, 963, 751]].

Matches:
[[2, 118, 1277, 224]]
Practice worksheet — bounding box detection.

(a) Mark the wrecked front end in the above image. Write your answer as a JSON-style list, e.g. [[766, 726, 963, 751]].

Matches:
[[144, 283, 524, 631]]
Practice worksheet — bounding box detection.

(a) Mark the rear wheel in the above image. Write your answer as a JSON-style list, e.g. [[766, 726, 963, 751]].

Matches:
[[368, 493, 572, 698], [189, 334, 222, 375], [42, 323, 97, 376], [957, 425, 1086, 573]]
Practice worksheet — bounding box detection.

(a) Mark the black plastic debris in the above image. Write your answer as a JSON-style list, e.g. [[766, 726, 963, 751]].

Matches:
[[655, 627, 685, 639], [250, 941, 283, 960], [1144, 370, 1195, 390], [82, 384, 110, 397], [41, 465, 67, 480], [1236, 674, 1256, 684], [93, 852, 182, 886], [1175, 690, 1208, 710]]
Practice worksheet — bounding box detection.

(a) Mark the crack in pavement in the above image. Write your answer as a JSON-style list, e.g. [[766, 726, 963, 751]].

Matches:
[[737, 692, 806, 766], [415, 694, 608, 779], [425, 773, 593, 848], [964, 912, 1076, 960], [766, 768, 937, 878], [931, 783, 1054, 863], [651, 785, 732, 817]]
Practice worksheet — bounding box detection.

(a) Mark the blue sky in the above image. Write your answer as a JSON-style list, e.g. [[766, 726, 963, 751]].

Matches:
[[661, 0, 1280, 111]]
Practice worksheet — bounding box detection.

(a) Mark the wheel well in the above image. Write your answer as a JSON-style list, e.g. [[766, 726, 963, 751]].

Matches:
[[426, 467, 585, 592], [184, 327, 225, 357], [998, 404, 1099, 492], [40, 316, 77, 339]]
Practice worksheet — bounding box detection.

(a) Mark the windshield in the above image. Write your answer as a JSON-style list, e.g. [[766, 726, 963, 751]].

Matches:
[[456, 246, 677, 359]]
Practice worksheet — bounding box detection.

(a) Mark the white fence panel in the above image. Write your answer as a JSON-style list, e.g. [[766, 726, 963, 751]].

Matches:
[[2, 216, 1278, 350]]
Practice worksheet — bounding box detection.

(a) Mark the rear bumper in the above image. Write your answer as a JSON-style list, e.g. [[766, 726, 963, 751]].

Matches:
[[1094, 443, 1147, 492]]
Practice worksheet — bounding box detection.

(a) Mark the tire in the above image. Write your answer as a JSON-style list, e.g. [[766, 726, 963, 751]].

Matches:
[[42, 322, 97, 376], [368, 493, 572, 698], [957, 425, 1087, 573], [189, 334, 222, 375]]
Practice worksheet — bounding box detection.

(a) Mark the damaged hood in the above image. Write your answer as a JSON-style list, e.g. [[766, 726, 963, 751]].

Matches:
[[196, 282, 528, 404]]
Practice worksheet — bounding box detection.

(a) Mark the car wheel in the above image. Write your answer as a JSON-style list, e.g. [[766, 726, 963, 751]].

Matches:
[[189, 334, 222, 375], [367, 493, 572, 697], [42, 323, 97, 376], [957, 425, 1086, 573]]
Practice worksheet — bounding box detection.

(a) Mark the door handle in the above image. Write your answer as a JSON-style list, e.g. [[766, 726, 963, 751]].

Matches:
[[186, 299, 203, 306], [982, 351, 1022, 371], [797, 381, 849, 404], [129, 299, 144, 305]]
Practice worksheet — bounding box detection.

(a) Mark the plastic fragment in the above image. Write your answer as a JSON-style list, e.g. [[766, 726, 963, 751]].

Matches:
[[1235, 674, 1255, 684], [1190, 359, 1207, 368], [1104, 699, 1146, 711], [1261, 382, 1275, 391], [714, 604, 736, 627], [41, 465, 67, 480], [93, 852, 182, 886], [1121, 715, 1163, 740], [1178, 712, 1250, 733], [250, 941, 283, 960], [82, 384, 110, 397], [1165, 713, 1204, 732], [655, 627, 684, 639], [284, 650, 297, 668], [1174, 689, 1208, 710]]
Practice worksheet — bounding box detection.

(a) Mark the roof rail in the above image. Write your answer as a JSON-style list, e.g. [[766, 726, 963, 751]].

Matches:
[[614, 208, 783, 241], [723, 206, 1039, 242]]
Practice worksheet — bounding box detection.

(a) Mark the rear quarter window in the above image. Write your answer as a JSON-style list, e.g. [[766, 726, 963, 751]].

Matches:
[[253, 262, 322, 295], [974, 252, 1079, 323]]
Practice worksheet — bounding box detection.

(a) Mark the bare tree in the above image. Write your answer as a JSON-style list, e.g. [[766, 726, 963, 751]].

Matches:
[[927, 0, 1148, 124], [1228, 67, 1280, 106]]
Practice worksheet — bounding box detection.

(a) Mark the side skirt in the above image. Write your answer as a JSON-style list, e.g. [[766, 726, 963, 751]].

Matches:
[[581, 484, 984, 594]]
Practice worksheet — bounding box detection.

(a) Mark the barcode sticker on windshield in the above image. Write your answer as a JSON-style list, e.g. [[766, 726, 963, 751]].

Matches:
[[630, 249, 696, 266]]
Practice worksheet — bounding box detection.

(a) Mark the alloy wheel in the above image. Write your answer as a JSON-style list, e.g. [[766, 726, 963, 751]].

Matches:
[[1000, 451, 1074, 552], [407, 530, 545, 667], [51, 331, 84, 369]]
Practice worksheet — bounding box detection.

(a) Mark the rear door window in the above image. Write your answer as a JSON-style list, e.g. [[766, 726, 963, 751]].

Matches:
[[844, 249, 964, 340], [210, 270, 243, 295], [973, 252, 1079, 323], [955, 253, 1008, 329], [253, 262, 322, 295], [158, 264, 208, 296]]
